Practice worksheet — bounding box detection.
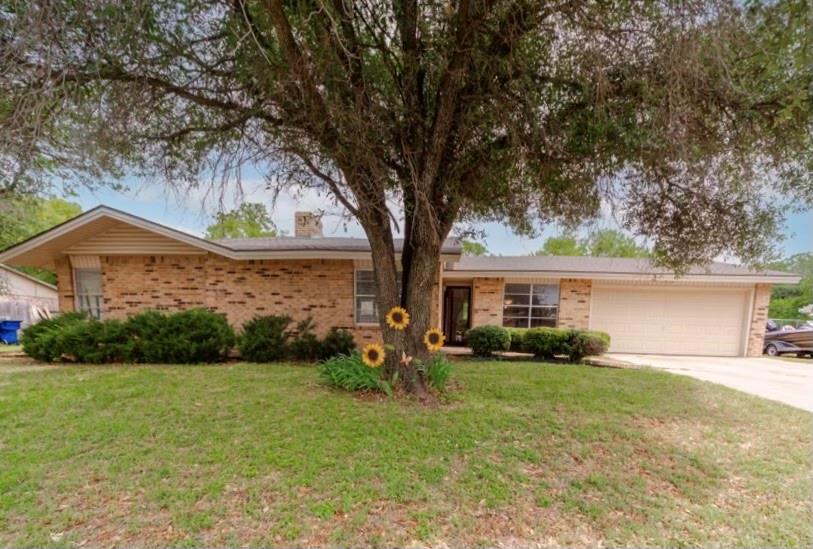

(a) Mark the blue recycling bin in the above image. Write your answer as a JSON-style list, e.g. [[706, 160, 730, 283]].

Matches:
[[0, 320, 22, 345]]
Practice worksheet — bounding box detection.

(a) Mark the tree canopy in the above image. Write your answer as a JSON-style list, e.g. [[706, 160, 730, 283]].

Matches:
[[1, 0, 811, 391], [461, 241, 488, 256], [204, 203, 279, 240], [0, 196, 82, 283], [766, 253, 813, 320], [536, 229, 649, 258]]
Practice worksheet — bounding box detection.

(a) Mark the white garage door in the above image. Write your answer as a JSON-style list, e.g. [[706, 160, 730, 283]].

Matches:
[[590, 284, 750, 356]]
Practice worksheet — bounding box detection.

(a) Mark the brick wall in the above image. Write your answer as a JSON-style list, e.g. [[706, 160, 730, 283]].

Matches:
[[471, 277, 504, 326], [54, 257, 75, 312], [97, 253, 447, 346], [746, 283, 772, 357], [558, 278, 592, 329]]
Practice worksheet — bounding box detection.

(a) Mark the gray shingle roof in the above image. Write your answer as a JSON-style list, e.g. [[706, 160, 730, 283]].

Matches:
[[212, 236, 462, 254], [446, 255, 795, 278]]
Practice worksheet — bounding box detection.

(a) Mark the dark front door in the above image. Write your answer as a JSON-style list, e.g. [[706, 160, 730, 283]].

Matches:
[[443, 286, 471, 345]]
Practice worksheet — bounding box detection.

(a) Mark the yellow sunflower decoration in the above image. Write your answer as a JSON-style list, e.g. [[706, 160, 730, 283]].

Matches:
[[385, 306, 410, 330], [361, 343, 386, 368], [423, 328, 445, 352]]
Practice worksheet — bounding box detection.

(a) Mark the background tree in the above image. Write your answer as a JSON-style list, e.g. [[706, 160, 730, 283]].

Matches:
[[461, 241, 488, 256], [766, 253, 813, 321], [1, 0, 811, 393], [204, 203, 279, 240], [0, 196, 82, 283], [536, 229, 648, 258]]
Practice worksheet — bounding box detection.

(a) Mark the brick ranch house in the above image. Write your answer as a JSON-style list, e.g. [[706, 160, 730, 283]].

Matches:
[[0, 206, 799, 357]]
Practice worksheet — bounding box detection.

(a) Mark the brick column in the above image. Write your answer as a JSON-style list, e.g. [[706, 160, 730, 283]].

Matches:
[[746, 283, 772, 357], [558, 278, 592, 329], [471, 277, 504, 327], [54, 257, 75, 312]]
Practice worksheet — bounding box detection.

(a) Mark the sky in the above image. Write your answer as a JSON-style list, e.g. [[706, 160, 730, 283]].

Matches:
[[73, 176, 813, 258]]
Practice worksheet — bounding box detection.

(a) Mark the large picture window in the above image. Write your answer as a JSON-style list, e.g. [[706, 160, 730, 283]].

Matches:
[[355, 270, 401, 324], [74, 268, 103, 319], [502, 283, 559, 328]]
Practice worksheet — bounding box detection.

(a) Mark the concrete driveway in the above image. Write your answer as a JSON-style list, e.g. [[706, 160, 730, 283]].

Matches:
[[608, 354, 813, 412]]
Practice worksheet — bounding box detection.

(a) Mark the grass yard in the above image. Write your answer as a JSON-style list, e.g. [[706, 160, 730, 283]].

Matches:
[[0, 344, 22, 353], [0, 360, 810, 547]]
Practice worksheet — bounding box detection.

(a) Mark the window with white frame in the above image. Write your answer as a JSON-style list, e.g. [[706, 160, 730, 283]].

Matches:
[[74, 268, 103, 319], [502, 283, 559, 328], [355, 270, 401, 324]]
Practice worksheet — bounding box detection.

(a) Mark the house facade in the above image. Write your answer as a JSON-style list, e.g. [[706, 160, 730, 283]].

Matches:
[[0, 206, 798, 356], [0, 264, 59, 327]]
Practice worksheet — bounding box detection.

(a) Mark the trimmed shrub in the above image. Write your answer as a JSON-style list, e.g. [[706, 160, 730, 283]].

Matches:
[[506, 328, 528, 352], [465, 325, 510, 357], [318, 327, 357, 360], [21, 312, 88, 362], [289, 318, 322, 361], [565, 330, 610, 362], [239, 314, 292, 363], [21, 309, 235, 364], [317, 352, 391, 394], [523, 327, 571, 359]]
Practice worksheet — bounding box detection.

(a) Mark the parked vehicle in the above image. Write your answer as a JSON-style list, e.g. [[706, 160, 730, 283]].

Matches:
[[764, 321, 813, 357]]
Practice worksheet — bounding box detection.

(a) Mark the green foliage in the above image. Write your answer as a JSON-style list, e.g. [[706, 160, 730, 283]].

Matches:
[[461, 241, 488, 256], [536, 229, 649, 258], [317, 353, 391, 394], [535, 234, 588, 256], [318, 327, 357, 361], [21, 312, 88, 362], [419, 353, 453, 392], [766, 252, 812, 320], [465, 325, 511, 357], [238, 315, 292, 363], [289, 318, 321, 361], [21, 309, 235, 364], [239, 316, 357, 363], [204, 203, 279, 240], [0, 196, 82, 284], [520, 328, 610, 362], [506, 328, 528, 352]]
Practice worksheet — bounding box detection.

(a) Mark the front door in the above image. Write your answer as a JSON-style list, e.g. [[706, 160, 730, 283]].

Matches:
[[443, 286, 471, 345]]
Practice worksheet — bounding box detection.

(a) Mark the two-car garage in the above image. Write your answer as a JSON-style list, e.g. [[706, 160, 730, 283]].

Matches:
[[589, 283, 752, 357]]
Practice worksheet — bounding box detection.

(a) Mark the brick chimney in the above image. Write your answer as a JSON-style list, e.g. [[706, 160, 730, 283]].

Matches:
[[294, 211, 323, 238]]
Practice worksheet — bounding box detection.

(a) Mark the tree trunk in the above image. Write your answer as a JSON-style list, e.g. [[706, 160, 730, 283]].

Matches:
[[363, 212, 442, 397]]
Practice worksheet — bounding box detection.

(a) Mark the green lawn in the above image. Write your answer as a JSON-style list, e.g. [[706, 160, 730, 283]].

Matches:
[[0, 344, 22, 353], [0, 361, 810, 547]]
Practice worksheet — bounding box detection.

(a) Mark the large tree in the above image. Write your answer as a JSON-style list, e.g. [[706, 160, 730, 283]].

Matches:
[[204, 202, 280, 239], [0, 196, 83, 283], [1, 1, 811, 393], [536, 229, 648, 258]]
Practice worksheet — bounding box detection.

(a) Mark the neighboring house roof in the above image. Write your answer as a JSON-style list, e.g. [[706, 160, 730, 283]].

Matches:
[[444, 255, 800, 284], [0, 264, 57, 291], [0, 205, 461, 267]]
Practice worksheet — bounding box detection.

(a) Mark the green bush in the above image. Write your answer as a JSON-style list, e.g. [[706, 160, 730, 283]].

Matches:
[[465, 325, 510, 357], [289, 318, 322, 361], [520, 327, 610, 362], [506, 328, 528, 352], [21, 309, 235, 364], [318, 327, 357, 360], [565, 330, 610, 362], [317, 352, 391, 394], [21, 312, 88, 362], [238, 315, 292, 362], [523, 327, 571, 359]]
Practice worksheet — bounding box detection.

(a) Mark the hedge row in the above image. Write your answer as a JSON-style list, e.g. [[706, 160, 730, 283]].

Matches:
[[465, 325, 610, 362], [22, 310, 357, 364], [22, 310, 235, 364], [238, 315, 356, 362]]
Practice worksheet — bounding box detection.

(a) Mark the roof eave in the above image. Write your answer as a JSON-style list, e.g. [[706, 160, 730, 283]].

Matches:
[[442, 270, 800, 284]]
